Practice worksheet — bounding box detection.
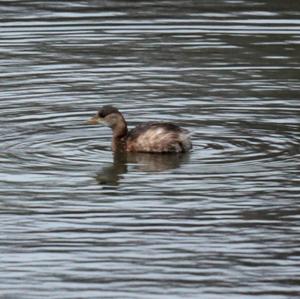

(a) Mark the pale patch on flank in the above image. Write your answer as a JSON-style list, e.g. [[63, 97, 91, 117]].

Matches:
[[126, 126, 192, 152]]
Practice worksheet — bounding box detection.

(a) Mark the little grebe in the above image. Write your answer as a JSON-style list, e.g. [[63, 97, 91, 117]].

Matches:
[[87, 105, 192, 153]]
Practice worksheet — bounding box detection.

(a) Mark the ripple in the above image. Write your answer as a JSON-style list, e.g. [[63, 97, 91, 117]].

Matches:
[[1, 1, 300, 298]]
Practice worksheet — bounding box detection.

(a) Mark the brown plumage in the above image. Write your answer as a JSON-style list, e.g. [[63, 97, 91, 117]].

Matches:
[[87, 105, 192, 153]]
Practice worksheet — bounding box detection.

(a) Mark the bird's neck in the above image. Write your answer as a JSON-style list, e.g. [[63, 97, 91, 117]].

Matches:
[[111, 120, 128, 152]]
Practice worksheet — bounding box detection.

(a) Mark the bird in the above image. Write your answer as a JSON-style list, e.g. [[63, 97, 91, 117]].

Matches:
[[87, 105, 192, 153]]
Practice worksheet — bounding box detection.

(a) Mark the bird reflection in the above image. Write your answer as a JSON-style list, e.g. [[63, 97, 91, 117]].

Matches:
[[95, 150, 189, 186]]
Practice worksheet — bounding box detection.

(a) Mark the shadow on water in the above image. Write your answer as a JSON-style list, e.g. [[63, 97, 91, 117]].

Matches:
[[96, 151, 190, 186]]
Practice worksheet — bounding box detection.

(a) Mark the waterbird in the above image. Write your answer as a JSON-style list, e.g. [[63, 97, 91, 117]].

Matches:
[[87, 105, 192, 153]]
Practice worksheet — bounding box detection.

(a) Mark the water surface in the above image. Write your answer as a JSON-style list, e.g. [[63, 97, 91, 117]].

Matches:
[[0, 1, 300, 298]]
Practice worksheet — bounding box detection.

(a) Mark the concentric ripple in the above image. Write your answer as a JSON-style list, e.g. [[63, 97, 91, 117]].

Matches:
[[0, 1, 300, 299]]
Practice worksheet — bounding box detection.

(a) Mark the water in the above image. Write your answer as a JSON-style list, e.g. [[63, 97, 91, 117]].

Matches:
[[1, 1, 300, 298]]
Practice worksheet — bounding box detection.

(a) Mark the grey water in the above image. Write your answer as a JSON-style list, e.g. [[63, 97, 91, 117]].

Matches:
[[0, 1, 300, 298]]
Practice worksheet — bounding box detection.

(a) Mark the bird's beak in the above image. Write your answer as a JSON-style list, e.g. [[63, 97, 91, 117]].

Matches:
[[86, 115, 104, 125]]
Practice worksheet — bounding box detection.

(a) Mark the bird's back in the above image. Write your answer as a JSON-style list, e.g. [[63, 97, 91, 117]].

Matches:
[[126, 122, 192, 153]]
